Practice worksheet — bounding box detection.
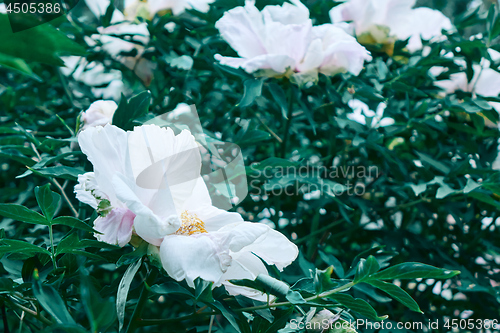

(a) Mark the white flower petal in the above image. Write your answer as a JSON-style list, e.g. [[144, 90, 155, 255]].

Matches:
[[112, 174, 180, 243], [261, 0, 309, 25], [215, 4, 268, 59], [74, 172, 100, 209], [160, 234, 230, 287], [81, 100, 117, 130], [78, 124, 130, 205], [230, 224, 299, 271]]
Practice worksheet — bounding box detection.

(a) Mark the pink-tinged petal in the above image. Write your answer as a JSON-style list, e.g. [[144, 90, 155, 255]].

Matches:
[[160, 234, 231, 287], [215, 4, 268, 59], [94, 207, 135, 247]]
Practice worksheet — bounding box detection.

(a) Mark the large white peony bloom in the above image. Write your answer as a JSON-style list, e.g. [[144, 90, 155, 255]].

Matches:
[[75, 124, 298, 299], [329, 0, 452, 53], [214, 0, 371, 84]]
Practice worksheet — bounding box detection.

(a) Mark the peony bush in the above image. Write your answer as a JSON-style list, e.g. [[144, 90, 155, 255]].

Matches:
[[1, 0, 500, 332]]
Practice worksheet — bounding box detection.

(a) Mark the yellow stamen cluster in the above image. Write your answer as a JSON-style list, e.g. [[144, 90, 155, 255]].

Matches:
[[175, 211, 208, 236]]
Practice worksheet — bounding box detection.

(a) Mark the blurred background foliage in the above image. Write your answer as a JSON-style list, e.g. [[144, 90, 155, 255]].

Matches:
[[0, 0, 500, 332]]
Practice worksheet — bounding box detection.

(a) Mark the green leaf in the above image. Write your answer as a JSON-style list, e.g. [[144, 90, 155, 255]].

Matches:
[[261, 307, 294, 333], [212, 300, 242, 333], [112, 91, 152, 131], [238, 79, 264, 108], [20, 166, 85, 180], [487, 4, 500, 42], [414, 151, 451, 174], [52, 216, 95, 233], [150, 282, 193, 297], [314, 266, 337, 294], [366, 280, 422, 313], [285, 290, 307, 304], [116, 242, 148, 267], [80, 271, 117, 332], [0, 204, 47, 225], [117, 258, 142, 331], [354, 256, 380, 282], [194, 278, 214, 303], [368, 263, 460, 280], [0, 14, 86, 66], [35, 184, 60, 221], [329, 293, 387, 321], [268, 83, 288, 119], [0, 52, 41, 80], [33, 280, 76, 325], [0, 239, 51, 256]]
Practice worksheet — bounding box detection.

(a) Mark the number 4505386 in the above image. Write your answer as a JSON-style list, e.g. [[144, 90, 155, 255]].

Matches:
[[444, 319, 499, 330], [6, 2, 61, 14]]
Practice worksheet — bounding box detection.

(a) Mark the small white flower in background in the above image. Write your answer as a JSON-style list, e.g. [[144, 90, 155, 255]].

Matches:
[[214, 0, 371, 85], [84, 0, 156, 86], [80, 100, 118, 130], [329, 0, 452, 53], [347, 99, 395, 128], [75, 123, 298, 299], [432, 49, 500, 113], [61, 56, 125, 101], [124, 0, 215, 18]]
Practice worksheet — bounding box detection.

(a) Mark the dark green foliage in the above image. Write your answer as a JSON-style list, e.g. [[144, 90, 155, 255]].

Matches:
[[0, 1, 499, 332]]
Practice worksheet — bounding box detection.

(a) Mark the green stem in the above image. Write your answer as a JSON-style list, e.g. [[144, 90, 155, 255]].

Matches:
[[234, 281, 356, 313], [280, 84, 295, 158], [295, 219, 345, 244], [48, 225, 56, 269], [138, 281, 356, 327], [3, 296, 52, 326], [125, 268, 158, 333], [139, 311, 217, 327]]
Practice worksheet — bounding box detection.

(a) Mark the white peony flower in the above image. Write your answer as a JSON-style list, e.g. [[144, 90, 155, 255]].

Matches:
[[330, 0, 452, 53], [61, 56, 125, 101], [75, 123, 298, 299], [347, 99, 395, 128], [432, 49, 500, 113], [84, 0, 156, 85], [214, 0, 371, 84], [80, 100, 118, 130], [124, 0, 215, 18]]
